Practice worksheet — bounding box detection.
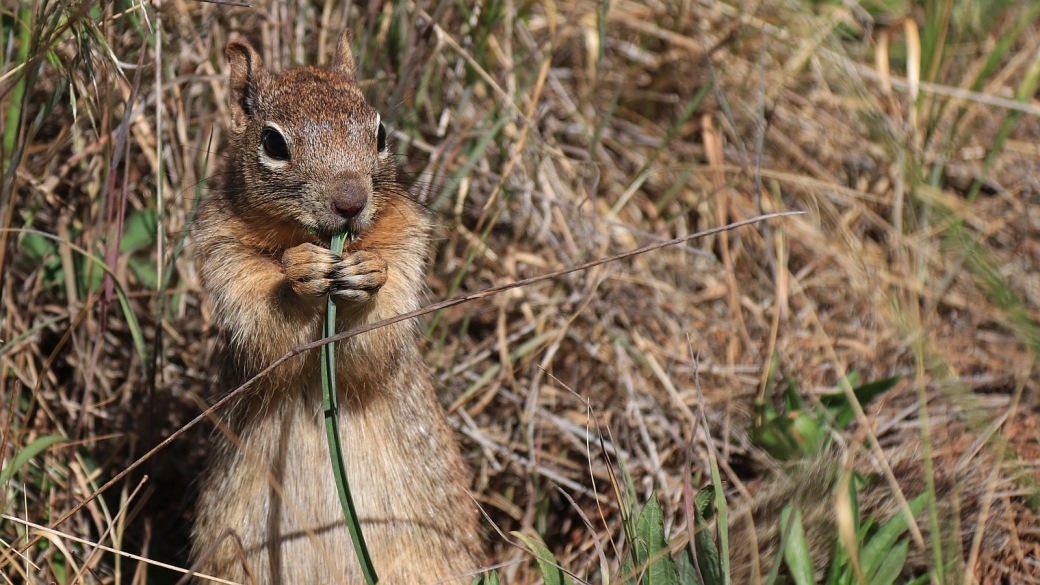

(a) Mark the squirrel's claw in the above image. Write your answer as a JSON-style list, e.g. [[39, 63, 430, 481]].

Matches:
[[329, 250, 388, 302], [281, 243, 387, 302]]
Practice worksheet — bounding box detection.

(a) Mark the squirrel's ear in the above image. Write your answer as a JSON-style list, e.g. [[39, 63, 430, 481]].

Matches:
[[226, 39, 263, 133], [332, 29, 357, 79]]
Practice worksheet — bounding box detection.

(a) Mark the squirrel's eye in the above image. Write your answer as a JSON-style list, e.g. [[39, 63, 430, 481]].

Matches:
[[262, 127, 290, 160], [376, 122, 386, 152]]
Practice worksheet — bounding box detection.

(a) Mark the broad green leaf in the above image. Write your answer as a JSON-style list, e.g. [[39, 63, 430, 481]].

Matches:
[[633, 493, 680, 584], [512, 531, 574, 585], [120, 209, 158, 254], [678, 548, 699, 584], [694, 485, 717, 522], [682, 544, 727, 585], [790, 412, 825, 454], [0, 435, 68, 485], [20, 232, 54, 259], [824, 376, 900, 429], [692, 487, 721, 585], [128, 255, 159, 289], [752, 401, 800, 461], [862, 493, 926, 581], [852, 376, 900, 405], [621, 553, 636, 585], [868, 538, 909, 585], [780, 506, 815, 585], [692, 538, 721, 585]]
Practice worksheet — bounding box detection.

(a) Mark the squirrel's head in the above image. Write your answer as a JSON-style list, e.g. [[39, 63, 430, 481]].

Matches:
[[224, 30, 394, 238]]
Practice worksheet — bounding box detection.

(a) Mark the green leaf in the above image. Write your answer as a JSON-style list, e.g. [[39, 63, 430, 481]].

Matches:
[[127, 255, 158, 290], [691, 487, 721, 585], [824, 376, 900, 429], [780, 506, 815, 585], [20, 232, 54, 260], [843, 371, 861, 389], [852, 376, 900, 405], [78, 253, 105, 297], [861, 493, 926, 581], [632, 493, 680, 583], [470, 571, 501, 585], [621, 552, 636, 585], [868, 538, 909, 585], [790, 412, 825, 455], [847, 473, 862, 534], [694, 485, 717, 522], [752, 400, 800, 461], [826, 472, 861, 584], [0, 435, 68, 485], [823, 548, 844, 585], [512, 531, 574, 585], [678, 545, 728, 582], [678, 548, 699, 585], [119, 209, 157, 254], [857, 514, 875, 545], [783, 380, 805, 411]]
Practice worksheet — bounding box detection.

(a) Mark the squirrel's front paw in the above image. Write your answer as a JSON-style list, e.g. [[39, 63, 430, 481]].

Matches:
[[281, 244, 387, 302], [329, 250, 387, 303]]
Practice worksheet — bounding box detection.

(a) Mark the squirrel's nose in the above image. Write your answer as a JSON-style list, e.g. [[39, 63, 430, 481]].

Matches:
[[332, 182, 368, 219]]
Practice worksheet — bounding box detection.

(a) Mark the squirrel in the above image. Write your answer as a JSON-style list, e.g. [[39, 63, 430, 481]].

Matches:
[[190, 30, 484, 584]]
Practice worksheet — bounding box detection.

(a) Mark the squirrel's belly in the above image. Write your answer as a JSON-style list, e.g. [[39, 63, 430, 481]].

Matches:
[[203, 375, 481, 584]]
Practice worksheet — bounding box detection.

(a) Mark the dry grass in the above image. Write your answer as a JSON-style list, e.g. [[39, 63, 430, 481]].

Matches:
[[1, 0, 1039, 583]]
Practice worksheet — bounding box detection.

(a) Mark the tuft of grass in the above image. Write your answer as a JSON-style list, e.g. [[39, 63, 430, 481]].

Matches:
[[3, 0, 1039, 583], [753, 370, 900, 462]]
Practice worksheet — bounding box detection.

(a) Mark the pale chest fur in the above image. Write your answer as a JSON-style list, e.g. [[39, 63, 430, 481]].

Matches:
[[194, 349, 483, 584]]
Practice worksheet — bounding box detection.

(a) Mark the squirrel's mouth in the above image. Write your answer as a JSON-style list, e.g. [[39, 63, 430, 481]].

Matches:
[[308, 215, 368, 242]]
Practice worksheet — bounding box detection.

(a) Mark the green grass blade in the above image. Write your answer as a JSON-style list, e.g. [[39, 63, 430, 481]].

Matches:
[[779, 506, 815, 585], [0, 435, 67, 485], [4, 228, 147, 364], [2, 6, 31, 158], [0, 315, 68, 356], [708, 457, 729, 584], [512, 531, 574, 585], [321, 231, 378, 584]]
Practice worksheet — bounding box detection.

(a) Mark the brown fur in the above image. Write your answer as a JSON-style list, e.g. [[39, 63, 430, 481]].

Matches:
[[191, 30, 484, 584]]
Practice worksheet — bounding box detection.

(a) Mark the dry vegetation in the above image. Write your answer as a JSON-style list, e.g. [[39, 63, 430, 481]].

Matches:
[[1, 0, 1039, 583]]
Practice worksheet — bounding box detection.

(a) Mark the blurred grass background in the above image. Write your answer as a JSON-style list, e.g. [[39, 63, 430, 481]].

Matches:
[[1, 0, 1038, 583]]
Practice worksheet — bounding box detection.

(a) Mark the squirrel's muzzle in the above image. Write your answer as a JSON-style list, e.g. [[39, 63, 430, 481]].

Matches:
[[331, 178, 369, 220]]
